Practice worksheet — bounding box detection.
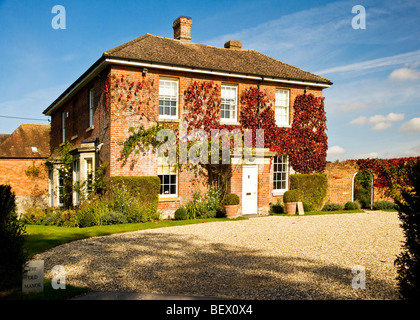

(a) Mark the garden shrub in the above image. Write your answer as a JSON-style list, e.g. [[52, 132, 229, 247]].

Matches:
[[102, 211, 128, 225], [224, 193, 240, 205], [185, 191, 207, 219], [174, 207, 188, 220], [289, 173, 328, 210], [108, 176, 160, 222], [373, 200, 397, 211], [283, 189, 302, 203], [270, 199, 284, 214], [345, 201, 361, 210], [75, 198, 109, 228], [0, 185, 26, 291], [322, 203, 343, 211], [205, 187, 222, 213]]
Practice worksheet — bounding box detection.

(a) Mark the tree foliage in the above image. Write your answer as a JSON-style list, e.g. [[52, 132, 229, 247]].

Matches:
[[0, 185, 27, 291], [394, 161, 420, 300]]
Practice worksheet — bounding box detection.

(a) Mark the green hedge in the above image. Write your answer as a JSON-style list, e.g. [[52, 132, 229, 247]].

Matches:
[[289, 173, 328, 211], [107, 176, 161, 224], [108, 176, 160, 207]]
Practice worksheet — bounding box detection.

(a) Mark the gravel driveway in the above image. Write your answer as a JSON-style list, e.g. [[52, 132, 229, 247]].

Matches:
[[35, 211, 404, 300]]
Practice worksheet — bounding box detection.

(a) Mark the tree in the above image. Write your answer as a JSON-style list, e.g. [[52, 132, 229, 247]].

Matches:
[[0, 185, 27, 291], [395, 160, 420, 300]]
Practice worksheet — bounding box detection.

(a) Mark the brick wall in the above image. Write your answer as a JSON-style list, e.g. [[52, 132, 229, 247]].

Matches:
[[0, 158, 48, 214], [324, 160, 393, 206]]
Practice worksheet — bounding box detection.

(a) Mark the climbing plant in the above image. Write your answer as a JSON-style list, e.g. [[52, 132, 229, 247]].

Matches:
[[357, 157, 420, 201]]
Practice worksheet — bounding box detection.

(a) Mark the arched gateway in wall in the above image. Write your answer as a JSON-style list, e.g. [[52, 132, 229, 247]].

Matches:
[[324, 160, 389, 207]]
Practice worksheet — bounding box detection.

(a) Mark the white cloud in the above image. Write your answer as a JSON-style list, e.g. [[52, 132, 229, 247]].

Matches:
[[354, 152, 379, 159], [368, 114, 387, 123], [389, 67, 420, 81], [385, 112, 405, 122], [339, 102, 368, 112], [317, 50, 420, 75], [349, 113, 404, 130], [368, 113, 404, 123], [372, 122, 392, 131], [327, 145, 346, 155], [400, 117, 420, 134], [349, 116, 367, 125]]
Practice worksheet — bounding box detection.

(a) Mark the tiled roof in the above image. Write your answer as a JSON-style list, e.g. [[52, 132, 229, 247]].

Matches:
[[0, 124, 50, 158], [104, 34, 332, 85]]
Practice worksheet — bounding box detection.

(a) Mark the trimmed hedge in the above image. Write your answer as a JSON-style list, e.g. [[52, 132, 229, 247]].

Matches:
[[322, 203, 343, 211], [345, 201, 361, 210], [289, 173, 328, 211], [108, 176, 160, 208], [174, 207, 188, 220], [373, 200, 397, 210], [283, 189, 302, 203], [224, 193, 240, 205], [107, 176, 161, 224]]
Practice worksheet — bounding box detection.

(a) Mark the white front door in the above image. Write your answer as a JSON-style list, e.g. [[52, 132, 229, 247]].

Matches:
[[242, 165, 258, 215]]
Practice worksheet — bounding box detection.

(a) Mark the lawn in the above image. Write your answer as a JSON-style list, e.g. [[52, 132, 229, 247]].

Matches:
[[24, 217, 246, 258]]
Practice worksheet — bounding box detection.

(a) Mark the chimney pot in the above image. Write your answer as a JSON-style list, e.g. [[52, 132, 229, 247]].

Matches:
[[224, 39, 242, 50], [173, 16, 192, 42]]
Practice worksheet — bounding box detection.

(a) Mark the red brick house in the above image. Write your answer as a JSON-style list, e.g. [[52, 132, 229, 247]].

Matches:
[[43, 16, 332, 215], [0, 124, 50, 214]]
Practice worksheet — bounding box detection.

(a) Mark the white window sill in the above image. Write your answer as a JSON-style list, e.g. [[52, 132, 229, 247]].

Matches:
[[86, 125, 94, 132], [159, 196, 180, 202], [158, 118, 179, 123], [220, 120, 240, 125], [272, 190, 287, 196], [276, 124, 291, 128]]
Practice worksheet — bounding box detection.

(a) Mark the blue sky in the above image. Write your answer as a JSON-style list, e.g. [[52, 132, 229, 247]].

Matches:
[[0, 0, 419, 161]]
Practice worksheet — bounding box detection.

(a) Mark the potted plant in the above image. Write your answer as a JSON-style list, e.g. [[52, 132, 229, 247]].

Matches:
[[283, 190, 302, 215], [224, 193, 240, 218]]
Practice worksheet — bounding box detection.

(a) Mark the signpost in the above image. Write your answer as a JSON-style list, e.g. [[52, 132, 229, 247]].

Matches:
[[297, 202, 305, 215], [22, 260, 44, 293]]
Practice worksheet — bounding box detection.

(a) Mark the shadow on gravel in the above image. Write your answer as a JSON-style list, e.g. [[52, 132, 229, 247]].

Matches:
[[40, 231, 398, 300]]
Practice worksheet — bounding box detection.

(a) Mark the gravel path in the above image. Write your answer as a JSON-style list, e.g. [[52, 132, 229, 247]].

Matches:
[[35, 211, 404, 300]]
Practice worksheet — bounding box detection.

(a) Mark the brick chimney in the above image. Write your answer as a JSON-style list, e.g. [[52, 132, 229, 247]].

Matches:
[[224, 39, 242, 50], [173, 16, 192, 42]]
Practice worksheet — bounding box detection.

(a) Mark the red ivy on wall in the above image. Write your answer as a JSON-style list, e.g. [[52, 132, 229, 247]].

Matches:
[[111, 77, 329, 174], [357, 157, 420, 199], [183, 82, 328, 174], [288, 94, 327, 174]]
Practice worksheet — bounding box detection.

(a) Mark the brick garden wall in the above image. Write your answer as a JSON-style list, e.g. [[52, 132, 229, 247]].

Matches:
[[0, 158, 48, 214], [324, 160, 393, 207]]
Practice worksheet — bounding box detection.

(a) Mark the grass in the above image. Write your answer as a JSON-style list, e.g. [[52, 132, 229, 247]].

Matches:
[[1, 216, 245, 300], [0, 279, 89, 300], [24, 217, 246, 258]]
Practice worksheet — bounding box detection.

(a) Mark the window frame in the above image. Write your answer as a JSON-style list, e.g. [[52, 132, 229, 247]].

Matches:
[[220, 84, 238, 123], [85, 158, 94, 195], [158, 78, 179, 120], [57, 169, 64, 207], [275, 89, 290, 126], [61, 111, 66, 143], [89, 88, 94, 127], [157, 154, 178, 198], [272, 154, 289, 195]]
